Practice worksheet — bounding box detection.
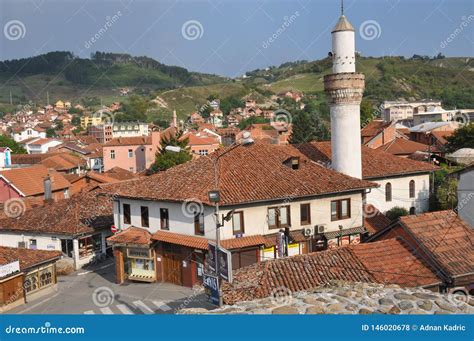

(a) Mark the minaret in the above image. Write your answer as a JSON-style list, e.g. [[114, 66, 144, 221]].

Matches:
[[171, 110, 178, 128], [324, 4, 365, 179]]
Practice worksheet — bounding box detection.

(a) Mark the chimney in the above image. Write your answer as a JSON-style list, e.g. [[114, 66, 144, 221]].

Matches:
[[44, 175, 52, 201]]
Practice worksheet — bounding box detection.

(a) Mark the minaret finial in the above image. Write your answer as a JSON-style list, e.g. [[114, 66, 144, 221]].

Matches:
[[341, 0, 344, 15]]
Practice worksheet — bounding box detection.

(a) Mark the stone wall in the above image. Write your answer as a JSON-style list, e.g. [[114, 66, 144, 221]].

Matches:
[[180, 281, 473, 315]]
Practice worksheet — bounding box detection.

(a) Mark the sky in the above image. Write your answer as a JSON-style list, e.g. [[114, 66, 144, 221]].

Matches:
[[0, 0, 473, 77]]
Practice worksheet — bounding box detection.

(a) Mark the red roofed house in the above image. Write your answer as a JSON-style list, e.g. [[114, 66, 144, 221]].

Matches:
[[0, 247, 61, 312], [368, 210, 474, 296], [180, 131, 220, 158], [103, 131, 161, 173], [106, 142, 378, 286]]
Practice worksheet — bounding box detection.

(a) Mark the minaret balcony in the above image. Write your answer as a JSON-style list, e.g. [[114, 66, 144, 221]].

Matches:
[[323, 73, 365, 105]]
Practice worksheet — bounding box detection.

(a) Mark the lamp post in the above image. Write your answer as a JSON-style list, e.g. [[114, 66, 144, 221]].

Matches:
[[165, 131, 254, 306]]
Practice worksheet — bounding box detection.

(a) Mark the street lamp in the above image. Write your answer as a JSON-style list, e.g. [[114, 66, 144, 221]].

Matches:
[[165, 131, 254, 306]]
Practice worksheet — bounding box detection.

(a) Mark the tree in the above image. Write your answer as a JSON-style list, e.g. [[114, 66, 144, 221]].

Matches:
[[0, 136, 26, 154], [290, 111, 329, 144], [445, 123, 474, 152], [385, 206, 409, 221], [46, 127, 56, 138], [237, 116, 269, 130], [435, 177, 458, 210], [149, 131, 192, 173]]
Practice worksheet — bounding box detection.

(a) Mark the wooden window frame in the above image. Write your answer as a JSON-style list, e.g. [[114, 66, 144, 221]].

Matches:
[[160, 208, 169, 230], [194, 212, 205, 236], [141, 206, 149, 228], [385, 183, 392, 202], [123, 203, 131, 225], [330, 199, 351, 221], [300, 203, 311, 225], [110, 149, 115, 159], [268, 206, 291, 230], [232, 211, 245, 235], [409, 180, 415, 198]]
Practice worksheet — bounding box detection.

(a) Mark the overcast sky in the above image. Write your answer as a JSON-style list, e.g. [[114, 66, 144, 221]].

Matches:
[[1, 0, 473, 77]]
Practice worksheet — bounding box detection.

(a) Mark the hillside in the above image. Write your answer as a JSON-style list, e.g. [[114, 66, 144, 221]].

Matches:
[[0, 51, 227, 108]]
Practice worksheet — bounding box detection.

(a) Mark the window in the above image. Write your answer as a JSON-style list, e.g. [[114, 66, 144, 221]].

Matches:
[[160, 208, 169, 230], [385, 183, 392, 202], [300, 203, 311, 225], [409, 180, 415, 198], [123, 203, 131, 224], [78, 234, 102, 259], [128, 149, 133, 158], [268, 206, 291, 229], [331, 199, 351, 221], [232, 211, 244, 235], [409, 207, 416, 215], [141, 206, 149, 228], [110, 150, 115, 159], [29, 239, 37, 250], [199, 150, 208, 156], [194, 212, 205, 235]]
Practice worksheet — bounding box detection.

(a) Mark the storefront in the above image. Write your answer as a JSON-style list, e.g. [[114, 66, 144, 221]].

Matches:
[[124, 247, 156, 282]]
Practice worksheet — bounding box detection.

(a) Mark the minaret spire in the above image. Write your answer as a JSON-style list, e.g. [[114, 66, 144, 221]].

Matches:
[[341, 0, 344, 16]]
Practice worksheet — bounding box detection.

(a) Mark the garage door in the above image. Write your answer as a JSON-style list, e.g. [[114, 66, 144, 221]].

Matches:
[[231, 248, 258, 270]]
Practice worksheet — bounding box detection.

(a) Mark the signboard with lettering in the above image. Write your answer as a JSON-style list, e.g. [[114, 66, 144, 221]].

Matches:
[[203, 273, 220, 306], [127, 248, 152, 259], [0, 260, 20, 278]]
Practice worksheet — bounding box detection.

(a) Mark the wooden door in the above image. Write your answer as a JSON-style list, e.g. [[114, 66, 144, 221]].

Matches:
[[163, 254, 182, 285]]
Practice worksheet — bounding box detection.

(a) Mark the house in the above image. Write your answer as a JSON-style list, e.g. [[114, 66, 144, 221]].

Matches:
[[222, 237, 441, 304], [11, 126, 46, 143], [447, 148, 474, 166], [181, 131, 220, 158], [0, 191, 113, 270], [23, 138, 62, 154], [408, 121, 460, 146], [111, 122, 149, 139], [0, 246, 61, 312], [297, 141, 438, 214], [368, 210, 474, 295], [189, 112, 205, 125], [0, 147, 12, 170], [102, 131, 161, 173], [382, 100, 442, 122], [413, 110, 456, 125], [40, 153, 87, 175], [236, 122, 292, 145], [105, 142, 378, 286], [208, 110, 224, 128], [449, 163, 474, 227], [0, 165, 71, 203], [376, 138, 431, 158]]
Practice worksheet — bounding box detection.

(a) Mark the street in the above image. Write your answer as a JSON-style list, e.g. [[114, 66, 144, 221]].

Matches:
[[6, 259, 214, 315]]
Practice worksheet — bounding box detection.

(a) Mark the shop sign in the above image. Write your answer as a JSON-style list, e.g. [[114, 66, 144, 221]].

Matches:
[[0, 260, 20, 278], [127, 248, 151, 259]]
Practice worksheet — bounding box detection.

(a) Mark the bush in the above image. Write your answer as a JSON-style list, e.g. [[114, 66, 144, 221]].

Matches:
[[385, 206, 409, 221]]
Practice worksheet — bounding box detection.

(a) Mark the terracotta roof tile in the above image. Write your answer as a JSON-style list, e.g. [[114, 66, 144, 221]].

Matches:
[[151, 230, 208, 249], [105, 142, 377, 206], [41, 153, 87, 171], [221, 235, 267, 250], [399, 210, 474, 278], [0, 246, 61, 272], [376, 138, 430, 155], [0, 191, 113, 235], [363, 204, 392, 235], [104, 136, 151, 147], [0, 165, 70, 196], [297, 141, 438, 179], [107, 227, 152, 246]]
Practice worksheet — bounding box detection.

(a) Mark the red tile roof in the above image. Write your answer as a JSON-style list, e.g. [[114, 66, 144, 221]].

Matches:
[[151, 230, 208, 249], [376, 138, 430, 155], [104, 142, 377, 206], [221, 235, 267, 250], [104, 136, 151, 147], [0, 246, 61, 272], [222, 238, 442, 304], [0, 165, 70, 196], [297, 141, 438, 179], [363, 204, 392, 235], [352, 238, 440, 287], [361, 120, 391, 139], [399, 210, 474, 278], [41, 153, 87, 171], [107, 227, 152, 246], [0, 191, 113, 236]]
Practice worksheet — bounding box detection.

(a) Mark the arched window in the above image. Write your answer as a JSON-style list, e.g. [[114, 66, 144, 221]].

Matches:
[[385, 183, 392, 202], [409, 180, 415, 198]]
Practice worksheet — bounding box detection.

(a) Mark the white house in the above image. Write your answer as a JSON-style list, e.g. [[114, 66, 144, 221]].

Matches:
[[106, 142, 378, 286], [23, 138, 62, 154], [11, 127, 46, 142]]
